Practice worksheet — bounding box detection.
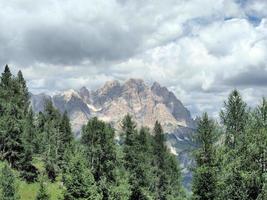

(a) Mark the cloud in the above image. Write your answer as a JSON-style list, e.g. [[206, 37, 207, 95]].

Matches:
[[0, 0, 267, 118], [225, 67, 267, 87]]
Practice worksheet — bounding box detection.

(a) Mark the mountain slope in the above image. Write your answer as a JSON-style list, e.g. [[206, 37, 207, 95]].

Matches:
[[30, 78, 196, 188]]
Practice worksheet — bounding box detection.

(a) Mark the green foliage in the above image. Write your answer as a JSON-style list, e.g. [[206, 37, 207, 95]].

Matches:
[[0, 66, 188, 200], [0, 65, 37, 182], [81, 117, 117, 199], [122, 115, 154, 199], [192, 113, 217, 200], [0, 163, 19, 200], [220, 89, 248, 148], [152, 121, 185, 200], [35, 176, 50, 200], [63, 148, 102, 200], [39, 100, 74, 182]]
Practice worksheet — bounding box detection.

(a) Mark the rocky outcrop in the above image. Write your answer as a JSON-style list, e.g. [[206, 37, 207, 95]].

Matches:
[[30, 78, 196, 188]]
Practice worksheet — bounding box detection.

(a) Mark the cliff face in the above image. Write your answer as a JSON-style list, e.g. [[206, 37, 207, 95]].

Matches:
[[30, 78, 196, 188]]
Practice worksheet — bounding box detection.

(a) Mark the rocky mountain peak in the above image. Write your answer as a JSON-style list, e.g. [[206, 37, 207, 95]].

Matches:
[[123, 78, 146, 91], [79, 86, 90, 103], [60, 89, 81, 102], [151, 81, 168, 95], [30, 79, 196, 185]]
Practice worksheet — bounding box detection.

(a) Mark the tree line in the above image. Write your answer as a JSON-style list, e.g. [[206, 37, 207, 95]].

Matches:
[[192, 90, 267, 200], [0, 65, 185, 200]]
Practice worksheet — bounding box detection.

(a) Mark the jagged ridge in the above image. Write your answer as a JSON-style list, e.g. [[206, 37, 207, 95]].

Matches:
[[30, 78, 196, 188]]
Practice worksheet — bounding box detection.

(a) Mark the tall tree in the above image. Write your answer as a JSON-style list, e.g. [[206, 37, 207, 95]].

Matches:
[[58, 111, 73, 168], [152, 121, 184, 200], [63, 147, 102, 200], [42, 100, 61, 182], [121, 115, 151, 199], [220, 89, 248, 148], [20, 108, 38, 182], [0, 66, 36, 180], [192, 113, 217, 200], [81, 117, 117, 199]]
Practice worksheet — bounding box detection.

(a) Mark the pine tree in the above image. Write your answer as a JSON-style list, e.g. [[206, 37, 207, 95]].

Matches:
[[58, 111, 73, 168], [152, 121, 184, 200], [238, 98, 267, 199], [218, 90, 253, 199], [0, 65, 24, 167], [0, 66, 37, 182], [17, 70, 30, 114], [152, 121, 168, 200], [81, 117, 117, 199], [220, 89, 248, 148], [20, 108, 38, 182], [34, 112, 46, 154], [122, 114, 138, 172], [121, 115, 151, 199], [1, 65, 12, 87], [63, 148, 102, 200], [192, 113, 217, 200], [42, 100, 61, 182], [0, 164, 19, 200]]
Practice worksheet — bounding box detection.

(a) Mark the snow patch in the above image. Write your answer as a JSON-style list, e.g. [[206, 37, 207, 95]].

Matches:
[[87, 104, 102, 112]]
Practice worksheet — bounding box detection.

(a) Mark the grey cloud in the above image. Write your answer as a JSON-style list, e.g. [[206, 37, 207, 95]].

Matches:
[[225, 67, 267, 87], [1, 0, 266, 118], [24, 22, 143, 65]]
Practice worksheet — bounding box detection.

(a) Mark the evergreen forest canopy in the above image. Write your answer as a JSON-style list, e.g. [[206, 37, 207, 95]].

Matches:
[[0, 65, 267, 200]]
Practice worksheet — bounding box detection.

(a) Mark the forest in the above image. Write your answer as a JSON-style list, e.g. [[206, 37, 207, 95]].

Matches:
[[0, 64, 267, 200]]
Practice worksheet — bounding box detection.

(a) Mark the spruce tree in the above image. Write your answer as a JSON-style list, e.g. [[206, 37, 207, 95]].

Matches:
[[0, 66, 36, 179], [0, 164, 19, 200], [17, 70, 30, 114], [42, 100, 61, 181], [122, 114, 138, 172], [192, 113, 217, 200], [121, 115, 151, 199], [220, 89, 248, 148], [63, 148, 102, 200], [152, 121, 184, 200], [58, 111, 73, 168], [81, 117, 117, 199], [0, 65, 24, 167], [239, 98, 267, 199], [20, 108, 38, 182]]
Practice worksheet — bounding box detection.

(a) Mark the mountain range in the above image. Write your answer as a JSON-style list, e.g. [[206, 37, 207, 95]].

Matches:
[[30, 78, 196, 187]]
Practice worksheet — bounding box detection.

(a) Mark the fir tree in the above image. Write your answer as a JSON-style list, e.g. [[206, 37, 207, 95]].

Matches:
[[42, 100, 61, 181], [153, 121, 168, 200], [58, 111, 73, 168], [20, 108, 38, 182], [220, 89, 248, 148], [63, 148, 102, 200], [122, 114, 138, 172], [152, 121, 184, 200], [1, 65, 12, 87], [121, 115, 151, 199], [192, 113, 217, 200], [81, 117, 117, 199]]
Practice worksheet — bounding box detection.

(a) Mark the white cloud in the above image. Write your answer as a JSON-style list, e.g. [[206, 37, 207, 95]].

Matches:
[[0, 0, 267, 118]]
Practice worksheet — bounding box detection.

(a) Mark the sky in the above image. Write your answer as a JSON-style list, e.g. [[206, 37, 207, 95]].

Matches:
[[0, 0, 267, 118]]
